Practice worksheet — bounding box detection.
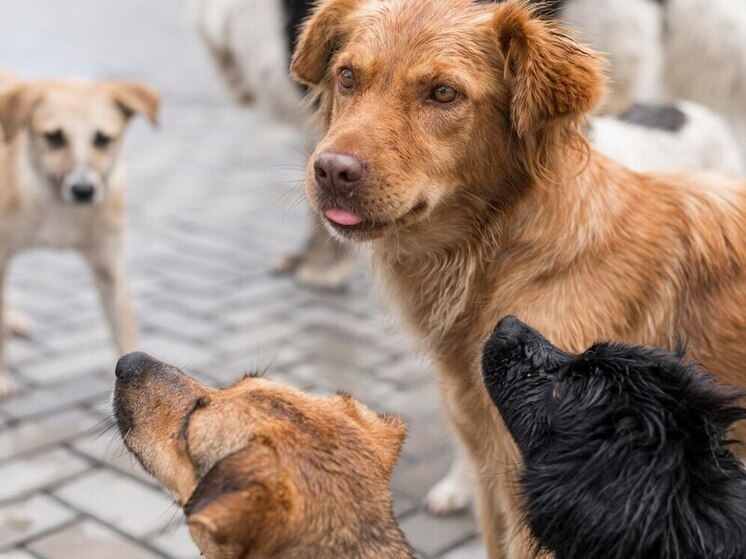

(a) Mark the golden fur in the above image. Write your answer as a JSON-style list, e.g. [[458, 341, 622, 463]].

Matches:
[[114, 352, 413, 559], [290, 1, 746, 557]]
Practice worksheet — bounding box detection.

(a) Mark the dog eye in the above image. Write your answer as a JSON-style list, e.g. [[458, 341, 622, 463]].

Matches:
[[552, 385, 563, 401], [338, 68, 355, 92], [93, 131, 113, 149], [43, 129, 66, 149], [430, 85, 458, 104]]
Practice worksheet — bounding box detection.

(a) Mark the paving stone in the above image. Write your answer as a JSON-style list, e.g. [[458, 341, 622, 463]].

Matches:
[[0, 448, 90, 502], [0, 550, 38, 559], [70, 431, 154, 485], [0, 495, 76, 550], [438, 538, 487, 559], [21, 347, 115, 385], [28, 519, 161, 559], [399, 510, 478, 558], [0, 409, 99, 462], [148, 522, 201, 559], [0, 374, 110, 421], [54, 470, 175, 539]]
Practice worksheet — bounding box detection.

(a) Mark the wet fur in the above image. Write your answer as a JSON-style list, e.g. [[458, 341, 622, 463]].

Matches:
[[482, 317, 746, 559]]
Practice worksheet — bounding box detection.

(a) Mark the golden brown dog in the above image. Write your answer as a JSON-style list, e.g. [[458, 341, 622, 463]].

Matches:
[[290, 1, 746, 557], [113, 351, 413, 559], [0, 72, 159, 397]]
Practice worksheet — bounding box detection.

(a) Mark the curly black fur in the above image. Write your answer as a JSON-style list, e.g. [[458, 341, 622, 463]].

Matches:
[[482, 316, 746, 559]]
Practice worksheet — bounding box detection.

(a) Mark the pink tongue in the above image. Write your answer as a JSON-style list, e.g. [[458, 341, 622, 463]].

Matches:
[[325, 208, 364, 226]]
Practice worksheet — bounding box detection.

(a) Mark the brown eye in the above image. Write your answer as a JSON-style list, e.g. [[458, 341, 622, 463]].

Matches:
[[43, 129, 66, 149], [93, 131, 112, 149], [338, 68, 355, 91], [430, 85, 458, 104]]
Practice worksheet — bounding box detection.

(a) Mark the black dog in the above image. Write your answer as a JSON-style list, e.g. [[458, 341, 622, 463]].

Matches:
[[482, 316, 746, 559]]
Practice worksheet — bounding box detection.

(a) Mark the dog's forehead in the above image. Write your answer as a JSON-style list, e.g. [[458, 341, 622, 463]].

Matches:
[[32, 83, 127, 133], [348, 0, 494, 61]]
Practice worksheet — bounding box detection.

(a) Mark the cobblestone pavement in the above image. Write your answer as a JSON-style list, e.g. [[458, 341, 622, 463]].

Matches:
[[0, 1, 484, 557]]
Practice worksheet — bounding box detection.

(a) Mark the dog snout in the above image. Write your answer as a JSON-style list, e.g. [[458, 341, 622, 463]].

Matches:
[[314, 152, 366, 195], [115, 351, 161, 380], [70, 182, 96, 203], [494, 315, 532, 342]]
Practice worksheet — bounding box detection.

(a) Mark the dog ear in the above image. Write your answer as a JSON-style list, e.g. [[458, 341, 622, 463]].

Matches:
[[185, 443, 292, 553], [375, 412, 407, 476], [0, 83, 44, 142], [290, 0, 363, 86], [106, 81, 161, 126], [493, 2, 604, 137]]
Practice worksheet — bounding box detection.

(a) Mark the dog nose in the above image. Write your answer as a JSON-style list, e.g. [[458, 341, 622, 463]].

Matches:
[[314, 152, 365, 195], [495, 315, 531, 340], [115, 351, 159, 380], [71, 182, 95, 203]]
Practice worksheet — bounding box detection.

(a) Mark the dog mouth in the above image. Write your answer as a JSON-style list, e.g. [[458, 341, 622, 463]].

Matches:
[[323, 201, 429, 238]]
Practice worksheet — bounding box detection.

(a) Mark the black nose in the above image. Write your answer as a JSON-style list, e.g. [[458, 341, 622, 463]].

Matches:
[[71, 182, 95, 202], [494, 315, 530, 341], [115, 351, 159, 380], [314, 152, 365, 195]]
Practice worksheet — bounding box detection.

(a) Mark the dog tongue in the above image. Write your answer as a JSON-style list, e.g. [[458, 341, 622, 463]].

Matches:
[[325, 208, 364, 226]]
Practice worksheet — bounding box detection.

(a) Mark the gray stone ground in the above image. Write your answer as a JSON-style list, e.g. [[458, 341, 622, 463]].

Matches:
[[0, 1, 485, 557]]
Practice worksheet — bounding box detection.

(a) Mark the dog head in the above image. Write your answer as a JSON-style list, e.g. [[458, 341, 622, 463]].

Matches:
[[291, 0, 603, 242], [113, 352, 406, 559], [482, 316, 746, 559], [0, 79, 159, 205]]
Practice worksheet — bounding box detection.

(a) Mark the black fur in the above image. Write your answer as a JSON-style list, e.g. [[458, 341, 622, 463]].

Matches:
[[482, 316, 746, 559], [282, 0, 311, 55], [620, 102, 688, 132]]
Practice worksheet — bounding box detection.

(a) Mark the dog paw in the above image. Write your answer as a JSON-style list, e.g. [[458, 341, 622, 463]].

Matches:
[[3, 310, 32, 338], [271, 253, 304, 276], [0, 374, 18, 400], [295, 262, 354, 291], [425, 475, 474, 516]]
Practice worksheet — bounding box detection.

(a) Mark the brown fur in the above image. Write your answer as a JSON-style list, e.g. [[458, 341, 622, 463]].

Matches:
[[290, 1, 746, 557], [114, 353, 413, 559]]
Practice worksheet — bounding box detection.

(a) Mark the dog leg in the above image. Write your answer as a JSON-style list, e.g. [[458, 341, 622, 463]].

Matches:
[[425, 444, 475, 515], [3, 308, 31, 338], [85, 243, 139, 354], [274, 214, 358, 291], [0, 265, 18, 399]]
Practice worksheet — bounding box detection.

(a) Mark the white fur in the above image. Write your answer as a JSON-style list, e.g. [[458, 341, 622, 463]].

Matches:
[[591, 101, 744, 175], [562, 0, 665, 113], [190, 0, 308, 127], [664, 0, 746, 148]]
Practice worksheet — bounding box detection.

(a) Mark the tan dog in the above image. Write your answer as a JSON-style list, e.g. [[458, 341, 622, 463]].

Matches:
[[0, 72, 159, 397], [290, 1, 746, 557], [113, 351, 413, 559]]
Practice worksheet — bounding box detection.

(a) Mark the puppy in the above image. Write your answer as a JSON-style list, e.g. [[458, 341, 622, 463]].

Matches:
[[291, 1, 746, 557], [482, 316, 746, 559], [0, 73, 159, 397], [113, 352, 413, 559]]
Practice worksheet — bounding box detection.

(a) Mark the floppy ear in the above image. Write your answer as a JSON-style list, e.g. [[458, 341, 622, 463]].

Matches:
[[185, 444, 292, 553], [0, 83, 43, 142], [106, 81, 161, 126], [290, 0, 363, 85], [494, 2, 604, 137]]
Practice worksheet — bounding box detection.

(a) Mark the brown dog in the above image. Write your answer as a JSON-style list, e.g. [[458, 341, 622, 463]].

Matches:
[[0, 72, 158, 397], [113, 352, 413, 559], [290, 1, 746, 557]]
